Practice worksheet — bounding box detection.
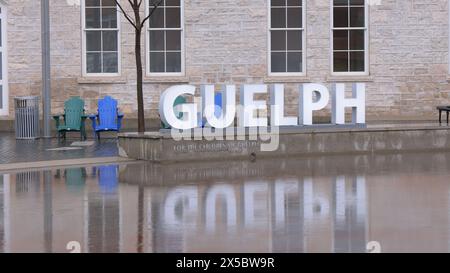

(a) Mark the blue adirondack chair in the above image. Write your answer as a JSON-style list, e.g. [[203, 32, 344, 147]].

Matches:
[[201, 92, 223, 127], [89, 96, 124, 139], [215, 92, 223, 118]]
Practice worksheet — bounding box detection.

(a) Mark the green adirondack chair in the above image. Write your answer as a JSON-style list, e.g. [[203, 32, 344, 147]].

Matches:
[[53, 97, 87, 140]]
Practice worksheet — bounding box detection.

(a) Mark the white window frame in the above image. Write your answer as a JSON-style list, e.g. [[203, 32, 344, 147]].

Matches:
[[268, 0, 306, 77], [81, 0, 121, 77], [146, 0, 185, 77], [330, 0, 369, 76], [0, 4, 8, 116]]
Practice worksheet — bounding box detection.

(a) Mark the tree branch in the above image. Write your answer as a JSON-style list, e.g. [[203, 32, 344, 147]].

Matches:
[[115, 0, 138, 30], [140, 0, 163, 29]]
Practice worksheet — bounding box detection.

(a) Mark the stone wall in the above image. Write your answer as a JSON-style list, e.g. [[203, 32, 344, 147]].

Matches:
[[2, 0, 450, 123]]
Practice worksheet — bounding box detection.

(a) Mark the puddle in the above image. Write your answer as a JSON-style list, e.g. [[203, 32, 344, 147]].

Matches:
[[1, 152, 450, 253]]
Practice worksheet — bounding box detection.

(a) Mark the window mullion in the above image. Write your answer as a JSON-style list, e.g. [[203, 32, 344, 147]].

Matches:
[[285, 5, 288, 72]]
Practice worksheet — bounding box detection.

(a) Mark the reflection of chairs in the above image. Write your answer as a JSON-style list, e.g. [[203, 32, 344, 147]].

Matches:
[[53, 97, 87, 140], [97, 165, 118, 193], [89, 96, 124, 140], [64, 168, 86, 192], [161, 96, 186, 129]]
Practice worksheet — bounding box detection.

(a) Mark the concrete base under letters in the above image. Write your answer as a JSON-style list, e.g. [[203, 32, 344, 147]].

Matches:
[[118, 124, 450, 163]]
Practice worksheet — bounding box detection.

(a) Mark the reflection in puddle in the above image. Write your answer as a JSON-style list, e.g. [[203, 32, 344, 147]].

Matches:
[[1, 152, 450, 253]]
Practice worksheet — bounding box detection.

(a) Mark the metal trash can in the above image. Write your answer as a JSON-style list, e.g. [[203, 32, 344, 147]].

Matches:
[[14, 96, 40, 140]]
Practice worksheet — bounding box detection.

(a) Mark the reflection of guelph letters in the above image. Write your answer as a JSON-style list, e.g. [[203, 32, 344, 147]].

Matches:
[[157, 175, 368, 251]]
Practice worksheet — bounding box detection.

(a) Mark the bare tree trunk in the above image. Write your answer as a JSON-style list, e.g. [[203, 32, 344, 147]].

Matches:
[[133, 4, 145, 133], [115, 0, 162, 133]]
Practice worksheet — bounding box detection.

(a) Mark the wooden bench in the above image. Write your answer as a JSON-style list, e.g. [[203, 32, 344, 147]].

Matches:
[[437, 106, 450, 123]]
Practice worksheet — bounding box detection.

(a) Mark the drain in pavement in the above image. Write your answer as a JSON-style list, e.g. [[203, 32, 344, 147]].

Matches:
[[46, 147, 84, 151], [71, 141, 95, 147]]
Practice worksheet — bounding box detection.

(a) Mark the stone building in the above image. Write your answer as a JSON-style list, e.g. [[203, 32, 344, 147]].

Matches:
[[0, 0, 449, 129]]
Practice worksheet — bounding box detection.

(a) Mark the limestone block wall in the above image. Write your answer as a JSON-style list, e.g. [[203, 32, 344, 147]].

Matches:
[[2, 0, 450, 123]]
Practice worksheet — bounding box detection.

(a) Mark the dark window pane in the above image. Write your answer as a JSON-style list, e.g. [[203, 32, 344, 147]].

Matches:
[[102, 31, 118, 51], [166, 30, 181, 50], [86, 0, 100, 7], [103, 52, 118, 73], [149, 30, 165, 50], [166, 52, 181, 72], [102, 8, 117, 28], [349, 30, 364, 50], [271, 8, 286, 28], [101, 0, 116, 7], [85, 8, 101, 28], [271, 52, 286, 73], [150, 52, 165, 72], [287, 8, 302, 28], [87, 53, 102, 73], [166, 8, 181, 28], [333, 7, 348, 27], [86, 31, 101, 51], [150, 0, 165, 6], [287, 0, 302, 6], [149, 8, 164, 28], [271, 0, 285, 7], [350, 51, 365, 71], [334, 0, 348, 5], [333, 30, 348, 50], [0, 85, 3, 109], [333, 52, 348, 72], [287, 30, 302, 50], [271, 30, 286, 51], [350, 0, 364, 5], [287, 52, 302, 72], [350, 7, 365, 27], [166, 0, 180, 6]]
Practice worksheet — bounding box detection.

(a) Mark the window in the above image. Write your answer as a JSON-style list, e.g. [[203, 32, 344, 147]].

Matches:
[[147, 0, 184, 75], [269, 0, 305, 75], [332, 0, 368, 74], [0, 5, 8, 116], [82, 0, 120, 75]]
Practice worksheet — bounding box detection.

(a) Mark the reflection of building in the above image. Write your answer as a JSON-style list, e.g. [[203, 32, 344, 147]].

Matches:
[[3, 155, 450, 252], [0, 171, 372, 253]]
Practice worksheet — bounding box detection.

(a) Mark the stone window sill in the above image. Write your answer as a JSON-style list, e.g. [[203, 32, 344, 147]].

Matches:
[[77, 77, 127, 84], [264, 76, 311, 83], [326, 75, 374, 82], [143, 76, 190, 83]]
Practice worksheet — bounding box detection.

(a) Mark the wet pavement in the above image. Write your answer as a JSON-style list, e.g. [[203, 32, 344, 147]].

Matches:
[[0, 133, 118, 164], [1, 151, 450, 253]]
